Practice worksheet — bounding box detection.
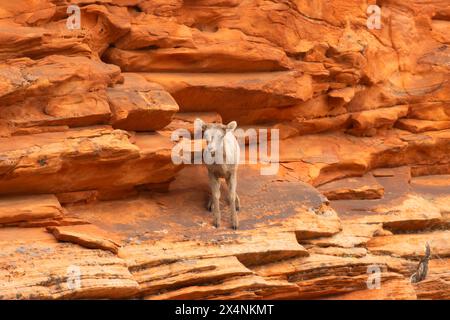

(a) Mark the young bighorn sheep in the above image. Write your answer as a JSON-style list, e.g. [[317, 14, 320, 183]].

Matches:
[[196, 119, 240, 229]]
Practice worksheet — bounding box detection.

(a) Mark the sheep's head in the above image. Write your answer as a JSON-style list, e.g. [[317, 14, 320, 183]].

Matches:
[[195, 119, 237, 157]]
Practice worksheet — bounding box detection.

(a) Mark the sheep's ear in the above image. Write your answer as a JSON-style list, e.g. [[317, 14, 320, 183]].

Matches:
[[195, 118, 206, 131], [226, 121, 237, 132]]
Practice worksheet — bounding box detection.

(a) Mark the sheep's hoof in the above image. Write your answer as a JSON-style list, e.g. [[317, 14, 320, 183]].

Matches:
[[235, 204, 240, 212], [213, 222, 220, 228], [232, 224, 238, 230]]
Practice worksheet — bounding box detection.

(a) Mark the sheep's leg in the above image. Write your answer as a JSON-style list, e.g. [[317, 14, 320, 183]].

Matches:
[[209, 174, 221, 228], [227, 173, 238, 230], [206, 196, 212, 211], [227, 184, 240, 211]]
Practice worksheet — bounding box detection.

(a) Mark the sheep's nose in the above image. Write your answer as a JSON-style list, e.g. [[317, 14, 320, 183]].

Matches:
[[207, 146, 215, 156]]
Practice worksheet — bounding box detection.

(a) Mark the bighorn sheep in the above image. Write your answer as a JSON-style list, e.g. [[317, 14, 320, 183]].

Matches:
[[196, 119, 240, 229]]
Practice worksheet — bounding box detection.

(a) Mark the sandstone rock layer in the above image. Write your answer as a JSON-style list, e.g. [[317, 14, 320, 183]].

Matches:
[[0, 0, 449, 300]]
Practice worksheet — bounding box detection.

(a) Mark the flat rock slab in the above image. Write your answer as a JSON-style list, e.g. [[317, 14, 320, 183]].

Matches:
[[327, 278, 417, 300], [0, 194, 63, 225], [120, 231, 307, 270], [307, 246, 368, 258], [366, 231, 450, 259], [411, 175, 450, 191], [63, 165, 344, 296], [292, 272, 405, 299], [251, 253, 408, 299], [303, 222, 384, 248], [329, 167, 412, 216], [252, 254, 387, 279], [7, 216, 89, 228], [411, 175, 450, 217], [119, 232, 306, 297], [0, 127, 180, 195], [278, 129, 450, 186], [330, 168, 444, 231], [134, 255, 253, 296], [396, 119, 450, 133], [348, 194, 442, 231], [107, 73, 179, 131], [146, 275, 298, 300], [318, 174, 384, 200], [0, 228, 139, 299], [140, 72, 312, 123], [413, 258, 450, 299], [66, 165, 340, 242], [47, 225, 121, 254], [0, 56, 120, 129]]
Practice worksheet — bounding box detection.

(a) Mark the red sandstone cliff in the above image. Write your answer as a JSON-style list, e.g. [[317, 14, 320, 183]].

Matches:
[[0, 0, 449, 300]]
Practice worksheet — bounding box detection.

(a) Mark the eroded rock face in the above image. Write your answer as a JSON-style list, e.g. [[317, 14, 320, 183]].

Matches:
[[0, 55, 120, 129], [0, 228, 139, 299], [0, 194, 63, 225], [0, 0, 449, 300], [107, 73, 179, 131], [0, 127, 181, 195]]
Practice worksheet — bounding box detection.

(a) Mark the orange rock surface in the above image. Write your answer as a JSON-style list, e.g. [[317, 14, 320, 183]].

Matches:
[[0, 0, 449, 300]]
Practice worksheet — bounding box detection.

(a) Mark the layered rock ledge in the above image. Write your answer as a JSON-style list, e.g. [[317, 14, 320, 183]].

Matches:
[[0, 0, 449, 300]]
